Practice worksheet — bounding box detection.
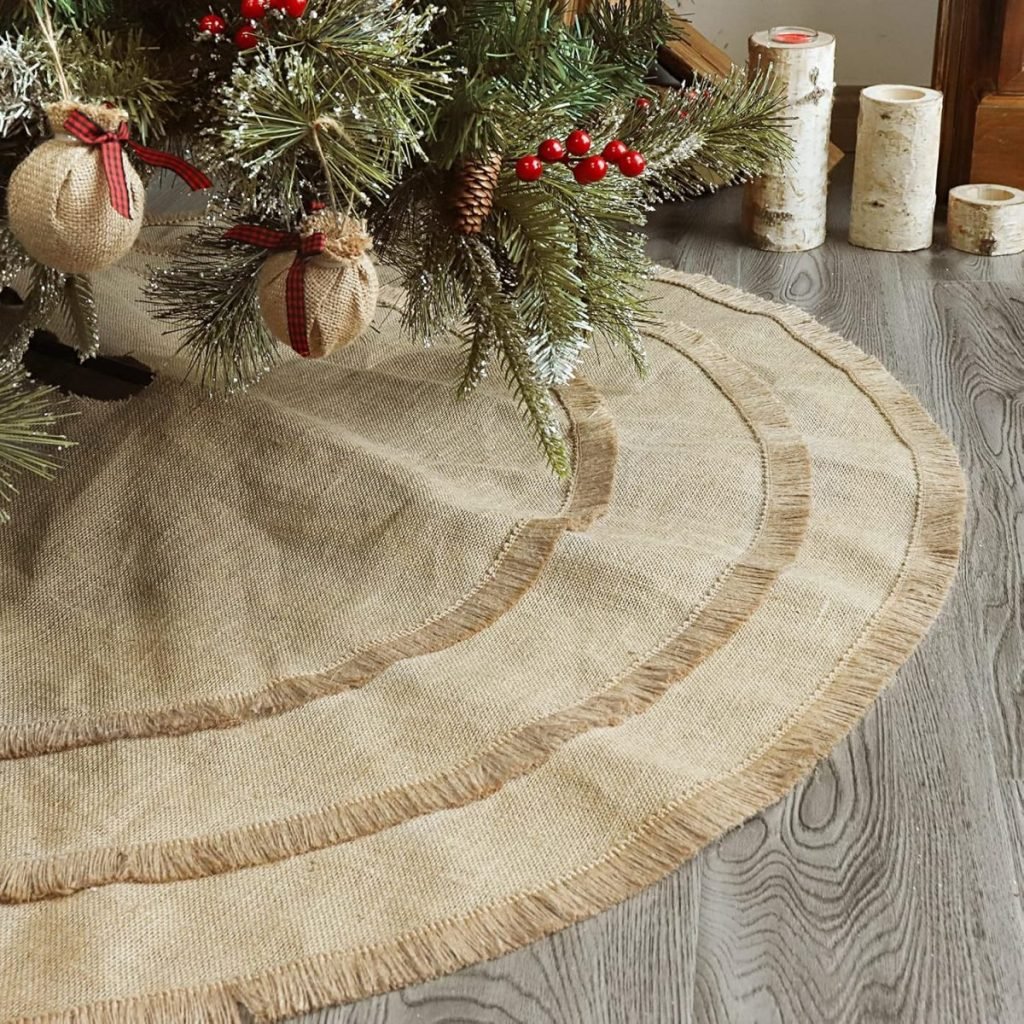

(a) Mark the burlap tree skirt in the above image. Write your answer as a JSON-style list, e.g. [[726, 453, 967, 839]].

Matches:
[[0, 247, 964, 1021]]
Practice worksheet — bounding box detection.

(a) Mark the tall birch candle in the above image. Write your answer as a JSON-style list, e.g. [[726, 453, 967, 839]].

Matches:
[[849, 85, 943, 251], [742, 27, 836, 252]]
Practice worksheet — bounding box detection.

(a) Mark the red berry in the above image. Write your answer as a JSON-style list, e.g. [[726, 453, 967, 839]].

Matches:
[[618, 150, 646, 177], [565, 129, 591, 156], [268, 0, 288, 7], [537, 138, 566, 163], [515, 154, 544, 182], [573, 155, 607, 185], [283, 0, 307, 14], [198, 12, 227, 34], [240, 0, 268, 17], [601, 139, 629, 164], [233, 24, 259, 48], [635, 96, 652, 111]]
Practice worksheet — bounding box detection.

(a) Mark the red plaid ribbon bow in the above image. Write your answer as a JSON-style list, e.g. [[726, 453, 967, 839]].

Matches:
[[63, 110, 211, 220], [224, 224, 328, 357]]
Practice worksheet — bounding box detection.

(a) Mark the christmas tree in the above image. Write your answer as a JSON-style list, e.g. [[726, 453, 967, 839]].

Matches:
[[0, 0, 790, 516]]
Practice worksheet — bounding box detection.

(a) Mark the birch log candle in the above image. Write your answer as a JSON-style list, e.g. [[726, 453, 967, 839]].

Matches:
[[742, 27, 836, 252], [947, 184, 1024, 256], [849, 85, 943, 251]]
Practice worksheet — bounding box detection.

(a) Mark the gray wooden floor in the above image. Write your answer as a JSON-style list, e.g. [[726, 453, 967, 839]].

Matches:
[[298, 167, 1024, 1024]]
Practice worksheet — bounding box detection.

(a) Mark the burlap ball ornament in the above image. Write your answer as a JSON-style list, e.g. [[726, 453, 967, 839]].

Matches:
[[6, 101, 145, 275], [257, 211, 379, 359]]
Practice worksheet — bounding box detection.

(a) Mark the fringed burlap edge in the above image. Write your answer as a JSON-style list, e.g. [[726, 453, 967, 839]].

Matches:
[[1, 328, 811, 904], [13, 272, 965, 1024], [0, 380, 614, 763]]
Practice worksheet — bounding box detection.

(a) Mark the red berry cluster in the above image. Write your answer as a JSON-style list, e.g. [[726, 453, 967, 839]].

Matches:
[[515, 130, 646, 186], [197, 0, 308, 50]]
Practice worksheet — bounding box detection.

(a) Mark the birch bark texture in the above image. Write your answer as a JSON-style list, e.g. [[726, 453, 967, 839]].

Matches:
[[849, 85, 943, 251], [742, 30, 836, 252], [947, 184, 1024, 256]]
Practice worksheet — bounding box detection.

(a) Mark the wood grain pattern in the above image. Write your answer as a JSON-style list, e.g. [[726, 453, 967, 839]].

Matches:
[[658, 15, 733, 81], [292, 167, 1024, 1024], [971, 94, 1024, 189], [998, 0, 1024, 93], [931, 0, 1002, 195]]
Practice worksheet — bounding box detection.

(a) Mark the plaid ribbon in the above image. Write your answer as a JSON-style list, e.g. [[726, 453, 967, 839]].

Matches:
[[63, 110, 212, 220], [224, 224, 328, 358]]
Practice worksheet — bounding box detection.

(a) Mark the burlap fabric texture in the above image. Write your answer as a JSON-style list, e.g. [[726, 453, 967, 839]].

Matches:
[[257, 210, 380, 357], [5, 101, 144, 274], [0, 233, 964, 1021]]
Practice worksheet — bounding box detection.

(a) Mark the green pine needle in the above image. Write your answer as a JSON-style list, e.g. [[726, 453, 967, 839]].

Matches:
[[146, 224, 279, 395], [60, 274, 100, 361], [0, 366, 74, 525], [205, 1, 449, 216], [458, 234, 570, 476]]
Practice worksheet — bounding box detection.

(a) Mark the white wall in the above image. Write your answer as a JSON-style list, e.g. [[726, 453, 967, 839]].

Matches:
[[679, 0, 937, 86]]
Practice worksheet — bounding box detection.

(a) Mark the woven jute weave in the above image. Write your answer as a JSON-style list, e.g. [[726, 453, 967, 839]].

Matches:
[[258, 211, 379, 357], [0, 245, 964, 1021], [5, 101, 144, 274]]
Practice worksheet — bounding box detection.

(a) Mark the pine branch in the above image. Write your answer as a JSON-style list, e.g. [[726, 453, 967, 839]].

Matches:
[[146, 223, 278, 394], [370, 167, 468, 346], [495, 161, 652, 379], [457, 329, 494, 398], [458, 235, 570, 476], [58, 0, 110, 21], [373, 181, 570, 474], [59, 274, 100, 361], [0, 365, 74, 524], [494, 332, 570, 478], [576, 221, 651, 375], [60, 27, 179, 141], [0, 31, 46, 138], [432, 0, 626, 167], [492, 175, 588, 385], [574, 0, 672, 81], [0, 260, 64, 367], [205, 2, 449, 216], [630, 69, 792, 198], [0, 225, 32, 291], [0, 0, 112, 25]]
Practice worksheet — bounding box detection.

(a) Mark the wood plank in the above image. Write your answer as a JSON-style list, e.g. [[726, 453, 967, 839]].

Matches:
[[658, 15, 732, 80], [646, 194, 743, 285], [931, 0, 1004, 194], [971, 93, 1024, 188], [925, 282, 1024, 778], [830, 85, 861, 153], [694, 189, 1024, 1022], [998, 0, 1024, 93], [1005, 783, 1024, 898]]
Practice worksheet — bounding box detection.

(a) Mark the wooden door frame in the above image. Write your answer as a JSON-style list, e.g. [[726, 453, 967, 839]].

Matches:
[[998, 0, 1024, 91], [931, 0, 1005, 194]]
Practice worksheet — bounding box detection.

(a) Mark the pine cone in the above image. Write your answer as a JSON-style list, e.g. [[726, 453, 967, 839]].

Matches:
[[451, 153, 502, 235]]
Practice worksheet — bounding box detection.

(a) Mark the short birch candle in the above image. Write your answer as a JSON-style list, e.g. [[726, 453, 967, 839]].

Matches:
[[849, 85, 943, 252], [742, 27, 836, 252], [947, 184, 1024, 256]]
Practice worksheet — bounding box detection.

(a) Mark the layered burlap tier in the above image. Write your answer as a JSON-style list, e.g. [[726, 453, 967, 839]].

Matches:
[[0, 256, 964, 1022]]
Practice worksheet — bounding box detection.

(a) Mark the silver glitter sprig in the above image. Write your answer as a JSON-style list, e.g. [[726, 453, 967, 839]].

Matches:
[[0, 33, 44, 138]]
